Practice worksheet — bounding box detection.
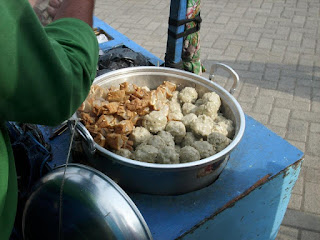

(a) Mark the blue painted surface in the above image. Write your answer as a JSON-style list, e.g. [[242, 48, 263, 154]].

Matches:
[[93, 17, 164, 66], [129, 115, 303, 240], [165, 0, 187, 64], [38, 116, 303, 239], [37, 125, 71, 169], [180, 162, 302, 240]]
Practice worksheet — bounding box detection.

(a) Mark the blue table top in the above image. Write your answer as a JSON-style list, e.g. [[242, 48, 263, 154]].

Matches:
[[129, 115, 303, 240]]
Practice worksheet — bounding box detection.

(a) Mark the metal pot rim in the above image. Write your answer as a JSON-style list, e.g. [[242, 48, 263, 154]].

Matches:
[[83, 66, 246, 170]]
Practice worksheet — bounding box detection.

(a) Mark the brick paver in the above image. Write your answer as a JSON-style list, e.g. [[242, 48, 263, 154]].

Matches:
[[95, 0, 320, 239]]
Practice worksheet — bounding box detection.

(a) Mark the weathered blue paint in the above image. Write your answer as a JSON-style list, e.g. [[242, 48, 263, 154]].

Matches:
[[37, 125, 71, 169], [165, 0, 187, 65], [93, 17, 163, 66], [180, 162, 302, 240], [129, 115, 303, 240]]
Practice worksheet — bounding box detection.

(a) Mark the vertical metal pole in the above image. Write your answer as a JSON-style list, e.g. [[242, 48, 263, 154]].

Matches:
[[165, 0, 187, 68]]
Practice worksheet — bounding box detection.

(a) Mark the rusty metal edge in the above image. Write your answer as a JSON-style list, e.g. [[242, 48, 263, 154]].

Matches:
[[176, 157, 304, 239]]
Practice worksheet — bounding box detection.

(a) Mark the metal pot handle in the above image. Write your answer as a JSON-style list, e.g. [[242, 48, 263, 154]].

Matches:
[[75, 122, 96, 155], [208, 63, 239, 95]]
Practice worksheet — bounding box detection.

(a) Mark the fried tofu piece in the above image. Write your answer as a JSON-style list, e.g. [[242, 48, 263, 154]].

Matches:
[[85, 124, 101, 137], [96, 115, 116, 128], [120, 82, 136, 94], [94, 133, 106, 147], [114, 120, 134, 135], [78, 97, 94, 113], [132, 85, 149, 99], [107, 90, 126, 102], [116, 104, 137, 120], [150, 89, 167, 111], [130, 114, 141, 125], [80, 112, 95, 125], [126, 98, 149, 112], [102, 102, 120, 115], [136, 106, 151, 116], [92, 99, 109, 116], [90, 85, 109, 99], [105, 133, 128, 150], [157, 81, 176, 98]]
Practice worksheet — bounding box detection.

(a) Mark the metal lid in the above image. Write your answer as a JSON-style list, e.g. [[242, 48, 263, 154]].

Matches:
[[23, 163, 152, 240]]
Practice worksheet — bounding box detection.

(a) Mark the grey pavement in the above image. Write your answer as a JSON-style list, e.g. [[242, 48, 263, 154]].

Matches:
[[94, 0, 320, 239]]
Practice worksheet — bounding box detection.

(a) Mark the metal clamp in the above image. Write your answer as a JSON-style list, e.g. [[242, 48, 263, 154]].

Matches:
[[209, 63, 240, 95], [75, 122, 96, 155]]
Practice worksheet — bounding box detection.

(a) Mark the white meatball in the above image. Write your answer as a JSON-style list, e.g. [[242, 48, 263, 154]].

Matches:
[[207, 132, 232, 152], [143, 110, 168, 133], [182, 103, 197, 115], [181, 132, 197, 147], [182, 113, 197, 130], [195, 102, 219, 120], [168, 111, 184, 121], [179, 146, 201, 163], [156, 147, 179, 164], [179, 87, 198, 103], [147, 135, 166, 149], [192, 141, 216, 159], [165, 121, 186, 143], [159, 104, 170, 117], [190, 115, 214, 137], [157, 131, 175, 147], [175, 145, 181, 154], [130, 127, 152, 147], [168, 101, 182, 113], [133, 145, 159, 163], [215, 115, 235, 138], [115, 149, 133, 159], [202, 92, 221, 107]]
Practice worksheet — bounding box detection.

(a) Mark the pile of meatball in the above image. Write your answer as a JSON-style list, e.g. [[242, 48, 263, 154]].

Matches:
[[78, 81, 234, 164]]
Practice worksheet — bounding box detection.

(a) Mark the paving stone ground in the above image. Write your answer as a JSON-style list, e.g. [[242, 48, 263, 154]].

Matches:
[[95, 0, 320, 239]]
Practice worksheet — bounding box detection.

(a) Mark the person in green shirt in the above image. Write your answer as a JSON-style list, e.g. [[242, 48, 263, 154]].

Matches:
[[0, 0, 99, 239]]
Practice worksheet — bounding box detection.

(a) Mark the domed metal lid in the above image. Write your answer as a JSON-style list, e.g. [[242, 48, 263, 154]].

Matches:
[[23, 163, 152, 240]]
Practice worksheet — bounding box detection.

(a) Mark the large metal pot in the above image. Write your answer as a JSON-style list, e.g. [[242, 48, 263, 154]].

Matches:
[[76, 65, 245, 195]]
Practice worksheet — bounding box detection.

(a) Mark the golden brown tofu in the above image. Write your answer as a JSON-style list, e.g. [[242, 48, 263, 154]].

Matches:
[[90, 85, 109, 99], [96, 115, 115, 128], [114, 120, 134, 135], [126, 98, 149, 112], [94, 133, 106, 147], [105, 133, 128, 150], [85, 124, 101, 137], [103, 102, 120, 115], [157, 81, 176, 98], [107, 89, 126, 102], [80, 112, 95, 125], [78, 97, 94, 113], [120, 82, 136, 94]]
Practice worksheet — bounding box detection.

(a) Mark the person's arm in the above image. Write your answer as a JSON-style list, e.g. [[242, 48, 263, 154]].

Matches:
[[54, 0, 95, 26], [0, 0, 98, 126]]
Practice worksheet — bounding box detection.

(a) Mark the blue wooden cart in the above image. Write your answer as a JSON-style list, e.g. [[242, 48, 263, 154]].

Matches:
[[32, 12, 303, 239]]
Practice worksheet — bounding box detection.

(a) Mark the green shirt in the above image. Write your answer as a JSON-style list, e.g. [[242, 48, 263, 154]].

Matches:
[[0, 1, 98, 238]]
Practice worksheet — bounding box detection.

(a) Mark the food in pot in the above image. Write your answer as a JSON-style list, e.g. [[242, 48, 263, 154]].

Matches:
[[179, 146, 201, 163], [179, 87, 198, 103], [78, 81, 234, 164]]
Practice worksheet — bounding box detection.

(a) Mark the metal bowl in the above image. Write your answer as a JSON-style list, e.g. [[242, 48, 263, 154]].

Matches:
[[76, 65, 245, 195], [22, 164, 152, 240]]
